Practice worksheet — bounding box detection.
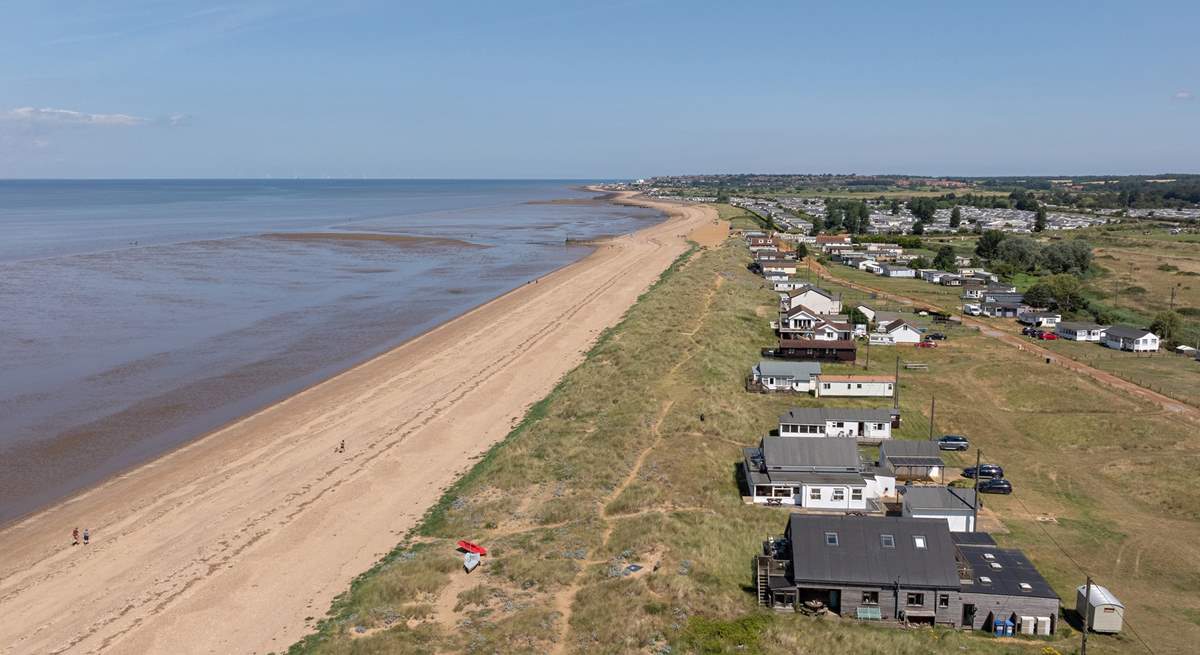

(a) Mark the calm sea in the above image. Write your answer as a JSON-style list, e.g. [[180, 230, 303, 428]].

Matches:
[[0, 180, 660, 525]]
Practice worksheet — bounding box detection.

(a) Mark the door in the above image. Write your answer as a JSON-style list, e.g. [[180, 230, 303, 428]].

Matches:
[[961, 604, 976, 629]]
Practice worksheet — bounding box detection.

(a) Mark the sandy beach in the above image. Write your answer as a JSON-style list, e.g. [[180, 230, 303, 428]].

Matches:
[[0, 192, 724, 654]]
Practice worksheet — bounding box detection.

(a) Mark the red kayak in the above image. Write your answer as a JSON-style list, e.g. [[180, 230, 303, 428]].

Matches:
[[457, 540, 488, 556]]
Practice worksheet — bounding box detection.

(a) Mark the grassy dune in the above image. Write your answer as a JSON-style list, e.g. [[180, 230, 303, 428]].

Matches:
[[286, 239, 1193, 654]]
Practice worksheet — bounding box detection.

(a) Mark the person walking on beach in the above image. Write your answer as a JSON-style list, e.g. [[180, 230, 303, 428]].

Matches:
[[82, 528, 90, 545], [72, 527, 79, 546]]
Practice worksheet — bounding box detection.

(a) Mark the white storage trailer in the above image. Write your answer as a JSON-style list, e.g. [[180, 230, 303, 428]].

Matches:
[[1076, 584, 1124, 633]]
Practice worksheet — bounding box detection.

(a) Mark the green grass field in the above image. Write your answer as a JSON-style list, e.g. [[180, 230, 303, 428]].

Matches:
[[285, 240, 1196, 655]]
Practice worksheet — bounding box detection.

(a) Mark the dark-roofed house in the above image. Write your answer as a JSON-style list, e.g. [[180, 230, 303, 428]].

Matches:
[[755, 516, 1060, 633], [774, 338, 857, 363], [1017, 311, 1061, 328], [1056, 321, 1107, 342], [1103, 325, 1160, 352], [879, 441, 945, 482], [980, 301, 1024, 318], [741, 437, 884, 511], [748, 360, 822, 393], [900, 485, 977, 532], [756, 515, 964, 625], [953, 533, 1060, 635], [779, 407, 894, 441]]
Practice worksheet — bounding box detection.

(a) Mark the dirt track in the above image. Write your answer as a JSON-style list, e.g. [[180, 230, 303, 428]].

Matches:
[[809, 258, 1200, 423], [0, 193, 723, 655]]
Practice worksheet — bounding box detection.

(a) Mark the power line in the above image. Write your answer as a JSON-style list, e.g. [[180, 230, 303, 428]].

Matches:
[[1010, 495, 1157, 655]]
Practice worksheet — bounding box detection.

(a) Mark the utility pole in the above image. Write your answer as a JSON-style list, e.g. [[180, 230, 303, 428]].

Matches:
[[865, 337, 871, 370], [1081, 575, 1093, 654], [972, 449, 981, 532], [928, 396, 936, 440], [893, 356, 900, 411], [1170, 284, 1178, 311]]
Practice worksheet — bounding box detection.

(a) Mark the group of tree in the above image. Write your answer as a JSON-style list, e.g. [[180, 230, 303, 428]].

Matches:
[[974, 230, 1093, 275], [824, 199, 872, 234]]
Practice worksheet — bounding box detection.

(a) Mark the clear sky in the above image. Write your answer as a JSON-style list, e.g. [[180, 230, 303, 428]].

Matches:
[[1, 1, 1197, 178]]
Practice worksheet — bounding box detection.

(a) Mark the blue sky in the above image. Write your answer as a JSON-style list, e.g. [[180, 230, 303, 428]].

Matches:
[[1, 1, 1197, 178]]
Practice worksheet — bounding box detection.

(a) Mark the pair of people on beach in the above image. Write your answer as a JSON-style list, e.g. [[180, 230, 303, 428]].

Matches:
[[71, 527, 90, 546]]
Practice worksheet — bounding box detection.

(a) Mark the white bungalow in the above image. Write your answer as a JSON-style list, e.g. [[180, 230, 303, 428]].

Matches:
[[742, 437, 877, 510], [1017, 311, 1061, 328], [900, 485, 977, 533], [782, 285, 842, 315], [1056, 321, 1107, 342], [1103, 326, 1160, 352], [880, 265, 917, 278], [778, 407, 895, 441], [749, 360, 822, 393], [874, 319, 923, 344], [811, 374, 895, 398]]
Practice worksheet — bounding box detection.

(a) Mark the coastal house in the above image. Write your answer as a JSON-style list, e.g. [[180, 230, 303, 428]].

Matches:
[[811, 374, 895, 398], [879, 440, 945, 483], [755, 516, 1060, 634], [980, 302, 1024, 318], [776, 305, 823, 336], [756, 515, 964, 625], [748, 360, 822, 393], [757, 259, 798, 277], [771, 279, 809, 293], [938, 275, 963, 287], [741, 437, 879, 510], [782, 285, 842, 315], [880, 265, 916, 278], [778, 407, 894, 441], [1017, 311, 1061, 328], [1103, 326, 1160, 352], [774, 338, 857, 363], [900, 486, 977, 533], [871, 319, 923, 345]]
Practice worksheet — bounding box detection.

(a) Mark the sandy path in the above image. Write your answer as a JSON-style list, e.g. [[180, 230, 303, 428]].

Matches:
[[808, 258, 1200, 423], [0, 193, 723, 655]]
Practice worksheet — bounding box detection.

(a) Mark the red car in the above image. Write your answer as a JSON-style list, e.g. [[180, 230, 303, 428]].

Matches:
[[915, 340, 938, 348], [1037, 332, 1058, 340]]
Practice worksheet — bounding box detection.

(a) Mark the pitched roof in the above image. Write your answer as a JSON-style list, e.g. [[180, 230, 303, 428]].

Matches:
[[783, 303, 821, 319], [901, 485, 976, 513], [779, 407, 895, 424], [1105, 325, 1155, 340], [788, 285, 833, 300], [1057, 321, 1106, 331], [761, 437, 861, 470], [881, 319, 918, 333], [755, 360, 822, 380], [785, 515, 961, 589], [879, 440, 944, 467]]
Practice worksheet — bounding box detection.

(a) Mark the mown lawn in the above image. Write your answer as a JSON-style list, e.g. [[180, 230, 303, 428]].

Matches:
[[286, 240, 1195, 655]]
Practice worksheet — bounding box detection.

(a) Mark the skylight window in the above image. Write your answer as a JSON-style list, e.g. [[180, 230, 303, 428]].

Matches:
[[989, 562, 1002, 570], [881, 534, 895, 548], [1019, 583, 1033, 591], [983, 553, 995, 560], [825, 532, 839, 546], [913, 535, 926, 549], [979, 576, 992, 584]]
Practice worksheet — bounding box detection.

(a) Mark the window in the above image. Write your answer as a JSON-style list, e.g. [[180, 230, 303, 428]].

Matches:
[[833, 421, 844, 428], [824, 532, 839, 546], [913, 535, 927, 549], [856, 383, 863, 389], [873, 423, 886, 431], [880, 534, 895, 548], [823, 383, 831, 389], [906, 593, 925, 607], [1019, 583, 1032, 592], [938, 593, 950, 608], [809, 488, 822, 501], [851, 488, 863, 501], [832, 489, 845, 501], [861, 591, 879, 605], [772, 487, 791, 498], [781, 423, 798, 434]]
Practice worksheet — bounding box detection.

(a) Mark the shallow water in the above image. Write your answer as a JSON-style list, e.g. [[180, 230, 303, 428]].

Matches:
[[0, 180, 659, 524]]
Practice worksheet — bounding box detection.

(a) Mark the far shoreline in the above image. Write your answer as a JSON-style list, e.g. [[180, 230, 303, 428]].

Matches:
[[0, 187, 664, 531]]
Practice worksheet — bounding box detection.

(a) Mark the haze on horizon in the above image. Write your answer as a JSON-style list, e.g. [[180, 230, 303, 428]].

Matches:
[[1, 0, 1197, 180]]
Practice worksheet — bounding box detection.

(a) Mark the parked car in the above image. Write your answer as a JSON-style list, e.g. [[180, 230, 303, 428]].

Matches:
[[937, 434, 970, 451], [915, 341, 938, 348], [1038, 331, 1059, 340], [978, 478, 1013, 494], [962, 464, 1004, 479], [926, 332, 947, 341], [1022, 327, 1041, 336]]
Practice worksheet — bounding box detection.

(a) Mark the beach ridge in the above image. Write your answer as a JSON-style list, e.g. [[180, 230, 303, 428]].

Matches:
[[0, 191, 724, 654]]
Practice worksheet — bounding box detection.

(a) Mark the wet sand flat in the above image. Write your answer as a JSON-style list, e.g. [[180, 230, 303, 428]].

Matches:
[[0, 193, 723, 655]]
